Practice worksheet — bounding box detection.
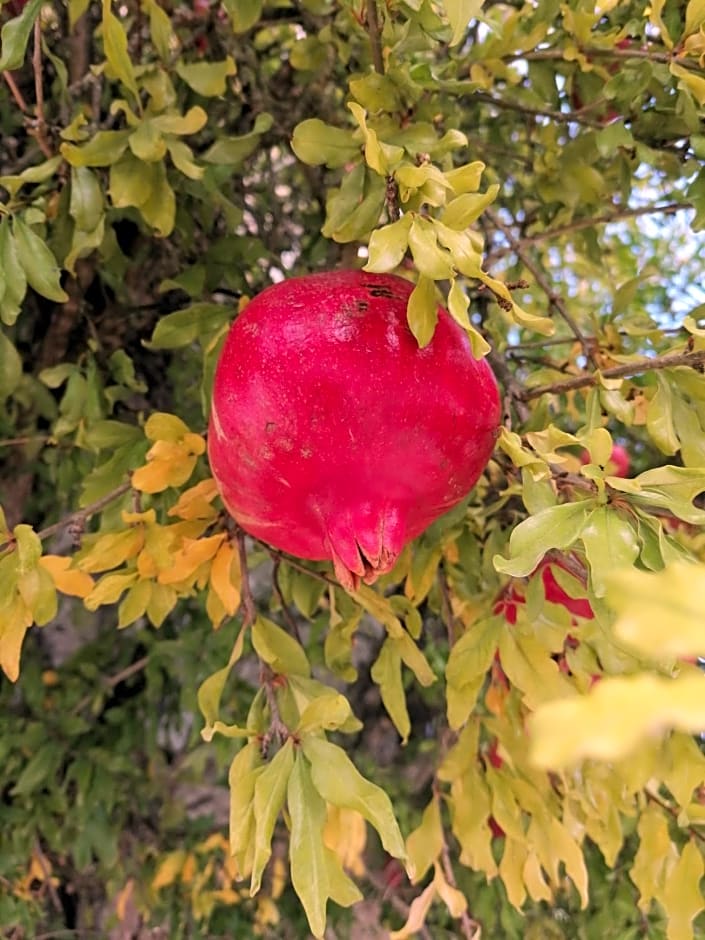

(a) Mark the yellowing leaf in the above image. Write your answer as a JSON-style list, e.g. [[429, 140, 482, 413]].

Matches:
[[296, 691, 352, 735], [77, 528, 143, 573], [323, 807, 367, 877], [581, 507, 640, 597], [530, 673, 705, 768], [371, 638, 410, 743], [152, 850, 188, 890], [0, 593, 33, 681], [364, 215, 412, 273], [303, 736, 406, 860], [406, 798, 443, 883], [661, 840, 705, 939], [442, 0, 484, 46], [229, 741, 264, 878], [252, 615, 311, 677], [175, 57, 236, 96], [250, 739, 295, 894], [102, 0, 140, 101], [389, 880, 436, 939], [433, 863, 467, 917], [209, 541, 241, 616], [608, 562, 705, 659], [494, 501, 592, 577], [84, 572, 139, 610], [39, 555, 94, 598]]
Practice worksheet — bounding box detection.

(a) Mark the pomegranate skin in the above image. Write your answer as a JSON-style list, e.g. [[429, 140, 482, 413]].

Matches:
[[208, 270, 500, 589]]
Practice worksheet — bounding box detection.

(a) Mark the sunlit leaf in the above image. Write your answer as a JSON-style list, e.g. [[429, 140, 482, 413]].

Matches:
[[250, 739, 294, 894], [252, 615, 310, 677]]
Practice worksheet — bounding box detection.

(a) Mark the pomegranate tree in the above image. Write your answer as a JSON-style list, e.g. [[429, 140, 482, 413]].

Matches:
[[208, 270, 500, 589]]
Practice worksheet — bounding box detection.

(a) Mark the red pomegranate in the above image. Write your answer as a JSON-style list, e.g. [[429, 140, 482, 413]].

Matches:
[[208, 270, 500, 590]]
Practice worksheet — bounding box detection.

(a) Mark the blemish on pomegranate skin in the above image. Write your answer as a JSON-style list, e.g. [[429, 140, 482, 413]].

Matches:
[[265, 421, 276, 433]]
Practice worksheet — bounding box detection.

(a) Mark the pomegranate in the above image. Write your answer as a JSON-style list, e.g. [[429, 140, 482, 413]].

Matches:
[[494, 558, 594, 624], [208, 270, 500, 590]]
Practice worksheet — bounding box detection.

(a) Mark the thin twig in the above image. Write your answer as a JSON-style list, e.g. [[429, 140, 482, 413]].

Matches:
[[645, 787, 705, 845], [488, 202, 687, 263], [31, 19, 52, 158], [365, 0, 384, 74], [518, 348, 705, 401], [72, 656, 149, 715], [487, 348, 531, 425], [271, 558, 303, 644], [0, 481, 133, 553], [2, 70, 28, 111], [486, 208, 598, 368], [0, 434, 51, 448], [263, 545, 339, 587], [474, 91, 606, 128], [507, 46, 678, 66], [235, 527, 257, 628]]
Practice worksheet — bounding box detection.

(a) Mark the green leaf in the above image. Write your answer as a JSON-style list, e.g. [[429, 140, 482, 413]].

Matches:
[[580, 507, 640, 598], [141, 0, 178, 60], [364, 216, 412, 273], [394, 631, 436, 687], [252, 615, 310, 677], [303, 735, 406, 859], [494, 501, 593, 577], [445, 617, 501, 729], [607, 561, 705, 659], [202, 112, 273, 165], [0, 221, 26, 326], [129, 120, 167, 162], [646, 374, 680, 455], [0, 332, 22, 402], [250, 738, 295, 894], [371, 638, 410, 743], [608, 466, 705, 525], [61, 130, 132, 167], [175, 57, 237, 96], [229, 741, 263, 875], [102, 0, 140, 101], [407, 275, 438, 348], [70, 167, 103, 232], [13, 218, 69, 303], [530, 673, 705, 768], [222, 0, 262, 32], [0, 154, 62, 198], [442, 0, 484, 46], [148, 303, 231, 349], [408, 219, 454, 280], [447, 279, 490, 357], [198, 622, 247, 736], [291, 118, 360, 169], [288, 753, 334, 939], [296, 691, 353, 735], [441, 186, 499, 230], [0, 0, 42, 71]]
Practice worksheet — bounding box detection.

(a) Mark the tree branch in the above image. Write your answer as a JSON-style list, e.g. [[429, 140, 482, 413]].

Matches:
[[365, 0, 384, 74], [518, 348, 705, 401], [474, 91, 605, 128], [488, 202, 687, 262], [485, 209, 598, 368]]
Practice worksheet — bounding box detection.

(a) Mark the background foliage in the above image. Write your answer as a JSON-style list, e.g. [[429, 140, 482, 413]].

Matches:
[[3, 0, 705, 937]]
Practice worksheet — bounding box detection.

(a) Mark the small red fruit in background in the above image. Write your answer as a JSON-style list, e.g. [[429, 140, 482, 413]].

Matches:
[[494, 557, 594, 623], [208, 270, 501, 590], [581, 442, 630, 478]]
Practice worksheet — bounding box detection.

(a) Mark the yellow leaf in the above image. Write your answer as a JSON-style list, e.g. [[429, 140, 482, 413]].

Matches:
[[118, 578, 152, 628], [499, 837, 528, 909], [323, 807, 367, 877], [77, 528, 143, 573], [39, 555, 94, 598], [662, 840, 705, 939], [608, 562, 705, 658], [209, 540, 241, 616], [433, 863, 467, 918], [0, 593, 32, 681], [388, 880, 436, 939], [152, 850, 188, 889], [144, 411, 191, 441], [530, 674, 705, 768], [84, 572, 139, 610], [132, 450, 198, 493], [158, 533, 225, 585], [406, 798, 443, 883], [168, 478, 219, 520]]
